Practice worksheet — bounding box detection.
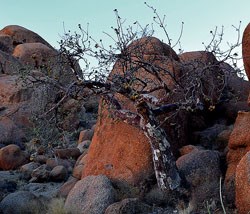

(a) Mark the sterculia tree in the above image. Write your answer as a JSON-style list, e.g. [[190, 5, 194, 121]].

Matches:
[[49, 6, 242, 200]]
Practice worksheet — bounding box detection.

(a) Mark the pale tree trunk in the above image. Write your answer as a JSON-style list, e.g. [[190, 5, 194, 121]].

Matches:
[[104, 93, 183, 192]]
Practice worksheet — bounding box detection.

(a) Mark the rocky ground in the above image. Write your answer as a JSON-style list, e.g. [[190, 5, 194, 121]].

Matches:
[[0, 24, 250, 214]]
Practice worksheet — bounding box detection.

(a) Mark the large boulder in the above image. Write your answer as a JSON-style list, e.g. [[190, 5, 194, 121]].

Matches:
[[242, 22, 250, 80], [0, 25, 52, 49], [82, 104, 154, 185], [0, 74, 32, 104], [235, 151, 250, 214], [82, 37, 185, 186], [0, 74, 54, 143], [0, 117, 26, 145], [179, 51, 225, 107], [176, 149, 221, 211], [12, 42, 76, 84], [113, 36, 182, 94], [225, 111, 250, 204], [0, 191, 46, 214], [65, 175, 116, 214], [12, 43, 57, 67], [0, 144, 28, 170], [0, 25, 83, 145]]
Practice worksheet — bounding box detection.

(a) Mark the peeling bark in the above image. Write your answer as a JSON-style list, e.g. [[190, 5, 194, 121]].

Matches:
[[103, 93, 182, 192], [136, 99, 181, 191]]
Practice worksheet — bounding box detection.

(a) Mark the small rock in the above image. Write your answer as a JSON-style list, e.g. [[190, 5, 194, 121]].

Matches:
[[20, 162, 41, 180], [30, 164, 50, 182], [105, 198, 153, 214], [75, 153, 88, 166], [54, 148, 81, 159], [65, 175, 116, 214], [77, 140, 91, 153], [215, 125, 233, 151], [46, 157, 73, 171], [144, 185, 170, 206], [33, 155, 47, 164], [72, 164, 84, 179], [78, 129, 94, 143], [57, 176, 79, 198], [50, 165, 68, 182], [0, 144, 28, 170], [193, 124, 227, 149], [179, 145, 201, 156]]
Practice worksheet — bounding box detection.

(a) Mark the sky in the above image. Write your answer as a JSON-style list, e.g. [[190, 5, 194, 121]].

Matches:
[[1, 0, 250, 68]]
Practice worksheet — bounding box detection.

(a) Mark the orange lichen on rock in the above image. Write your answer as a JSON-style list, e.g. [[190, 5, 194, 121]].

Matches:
[[82, 102, 154, 185], [235, 151, 250, 214]]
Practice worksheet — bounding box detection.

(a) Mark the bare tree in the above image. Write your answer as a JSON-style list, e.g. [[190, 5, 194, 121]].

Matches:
[[24, 4, 243, 201]]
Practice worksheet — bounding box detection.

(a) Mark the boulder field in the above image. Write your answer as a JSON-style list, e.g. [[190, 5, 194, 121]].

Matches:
[[0, 23, 250, 214]]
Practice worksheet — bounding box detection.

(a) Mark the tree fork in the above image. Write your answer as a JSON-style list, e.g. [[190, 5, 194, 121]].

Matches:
[[135, 99, 182, 191], [103, 93, 183, 193]]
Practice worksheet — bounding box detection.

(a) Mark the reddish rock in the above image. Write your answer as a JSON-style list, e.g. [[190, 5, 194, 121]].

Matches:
[[0, 25, 82, 147], [73, 164, 84, 179], [0, 74, 32, 104], [82, 105, 154, 185], [179, 145, 200, 156], [82, 37, 185, 185], [77, 140, 91, 153], [57, 176, 79, 198], [179, 51, 225, 106], [0, 117, 26, 144], [179, 51, 217, 64], [127, 36, 179, 59], [0, 25, 52, 49], [225, 111, 250, 204], [78, 129, 94, 143], [75, 153, 88, 166], [228, 111, 250, 150], [235, 151, 250, 214], [0, 144, 28, 170], [112, 37, 181, 94], [12, 42, 57, 68], [54, 148, 81, 160], [242, 22, 250, 80]]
